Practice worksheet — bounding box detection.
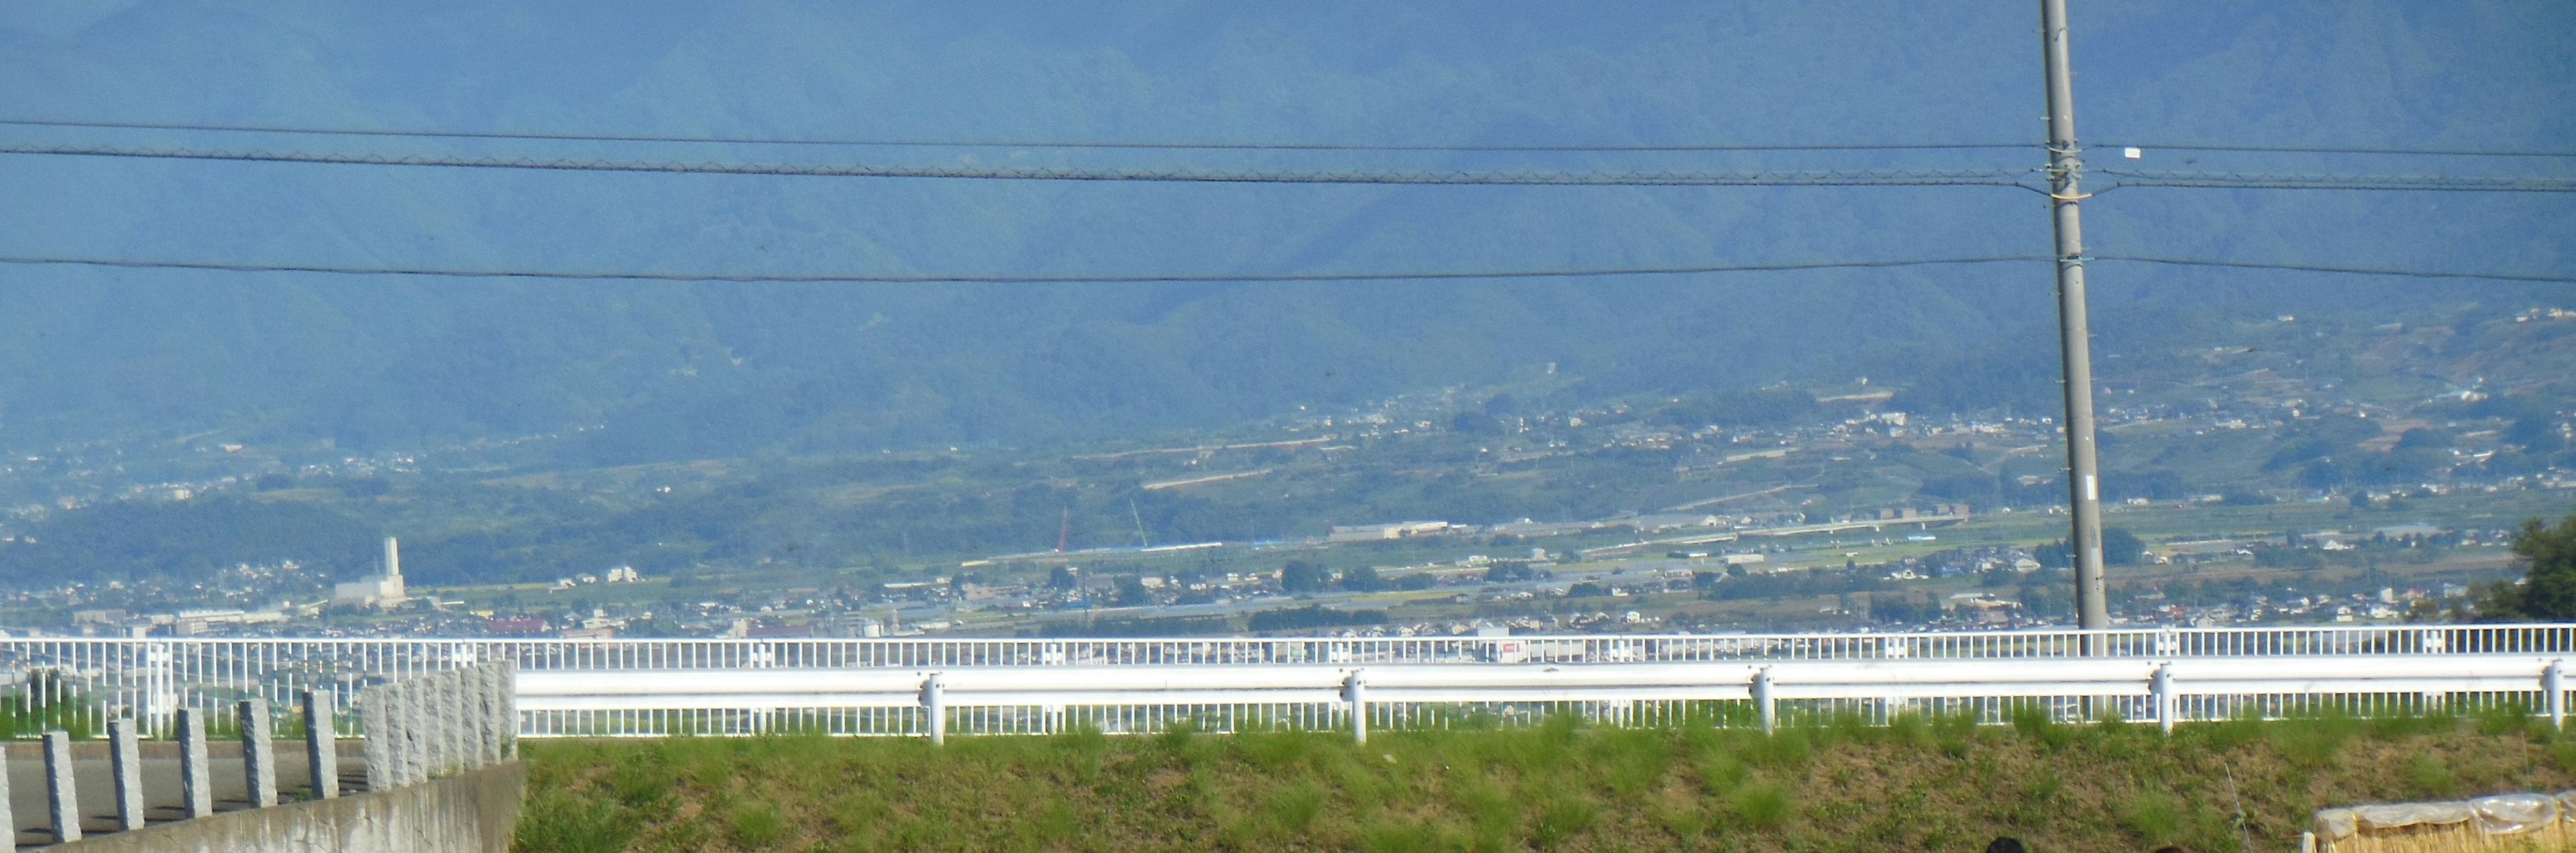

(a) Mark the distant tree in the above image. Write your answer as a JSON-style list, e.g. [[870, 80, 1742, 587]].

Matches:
[[1114, 576, 1152, 607], [1342, 564, 1385, 592], [2502, 511, 2576, 621], [1046, 565, 1077, 591], [2102, 528, 2144, 566], [1281, 560, 1326, 593], [1566, 582, 1609, 598]]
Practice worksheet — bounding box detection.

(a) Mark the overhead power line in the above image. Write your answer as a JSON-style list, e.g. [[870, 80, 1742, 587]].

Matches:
[[0, 117, 2032, 153], [0, 254, 2051, 283], [2101, 142, 2576, 159], [2096, 168, 2576, 193], [10, 143, 2569, 195], [0, 143, 2039, 188], [2089, 254, 2576, 283], [7, 253, 2566, 285]]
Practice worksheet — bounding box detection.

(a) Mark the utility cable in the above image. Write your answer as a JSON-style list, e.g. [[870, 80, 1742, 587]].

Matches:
[[2088, 255, 2576, 284], [13, 253, 2567, 284], [2096, 168, 2576, 193], [14, 143, 2569, 194], [0, 254, 2051, 283], [2100, 142, 2576, 159], [0, 117, 2034, 153], [0, 142, 2037, 187]]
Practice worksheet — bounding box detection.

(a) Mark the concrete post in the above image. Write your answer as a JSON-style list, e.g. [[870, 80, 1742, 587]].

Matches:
[[499, 660, 520, 760], [109, 717, 146, 830], [2546, 659, 2565, 730], [433, 671, 457, 777], [239, 698, 278, 807], [407, 680, 427, 785], [2151, 664, 2177, 734], [920, 672, 947, 746], [452, 669, 476, 769], [1752, 668, 1777, 734], [44, 730, 79, 843], [464, 669, 483, 766], [178, 707, 213, 818], [1342, 670, 1368, 746], [0, 734, 13, 853], [358, 687, 392, 793], [397, 680, 424, 786], [305, 689, 339, 799], [484, 663, 505, 764]]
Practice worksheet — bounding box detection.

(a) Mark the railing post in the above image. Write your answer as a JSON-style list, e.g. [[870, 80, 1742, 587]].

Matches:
[[109, 717, 144, 830], [304, 689, 339, 799], [2151, 664, 2176, 734], [239, 698, 278, 807], [1342, 670, 1368, 745], [2546, 659, 2565, 730], [44, 729, 79, 843], [1752, 667, 1776, 734], [178, 707, 213, 818], [920, 672, 947, 746]]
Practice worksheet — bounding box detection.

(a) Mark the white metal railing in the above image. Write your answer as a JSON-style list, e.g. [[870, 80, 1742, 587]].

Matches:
[[517, 654, 2576, 740], [2, 625, 2571, 739]]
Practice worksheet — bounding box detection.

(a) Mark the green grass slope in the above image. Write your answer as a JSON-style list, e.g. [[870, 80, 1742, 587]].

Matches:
[[518, 711, 2576, 852]]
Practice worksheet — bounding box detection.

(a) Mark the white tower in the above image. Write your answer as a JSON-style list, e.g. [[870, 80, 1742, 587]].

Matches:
[[380, 536, 405, 603]]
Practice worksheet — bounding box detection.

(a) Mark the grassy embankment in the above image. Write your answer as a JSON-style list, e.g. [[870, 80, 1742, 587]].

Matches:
[[517, 708, 2576, 852]]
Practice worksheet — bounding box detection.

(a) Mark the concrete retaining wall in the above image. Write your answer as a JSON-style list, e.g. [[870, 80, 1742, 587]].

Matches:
[[54, 760, 523, 853]]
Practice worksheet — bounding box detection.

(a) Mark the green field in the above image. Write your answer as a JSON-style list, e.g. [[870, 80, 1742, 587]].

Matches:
[[517, 711, 2576, 852]]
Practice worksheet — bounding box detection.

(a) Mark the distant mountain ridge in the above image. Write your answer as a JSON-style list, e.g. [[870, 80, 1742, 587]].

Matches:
[[0, 1, 2567, 460]]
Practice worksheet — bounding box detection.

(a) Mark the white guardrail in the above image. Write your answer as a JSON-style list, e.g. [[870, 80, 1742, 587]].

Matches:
[[5, 625, 2575, 740]]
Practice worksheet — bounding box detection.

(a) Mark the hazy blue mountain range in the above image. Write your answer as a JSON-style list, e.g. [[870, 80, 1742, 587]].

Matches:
[[0, 1, 2568, 461]]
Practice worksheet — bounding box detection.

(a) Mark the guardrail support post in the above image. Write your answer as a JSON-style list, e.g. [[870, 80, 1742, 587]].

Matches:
[[239, 698, 278, 807], [178, 707, 213, 818], [920, 672, 947, 746], [44, 729, 79, 843], [1342, 670, 1368, 746], [2545, 660, 2565, 730], [109, 717, 145, 830], [2151, 664, 2176, 734], [304, 689, 339, 799], [1752, 668, 1776, 734]]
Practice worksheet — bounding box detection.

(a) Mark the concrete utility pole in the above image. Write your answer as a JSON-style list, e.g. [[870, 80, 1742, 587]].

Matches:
[[2041, 0, 2110, 633]]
